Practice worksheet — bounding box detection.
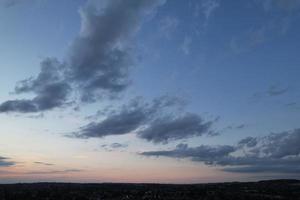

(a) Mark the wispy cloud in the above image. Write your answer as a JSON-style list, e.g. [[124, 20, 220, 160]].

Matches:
[[201, 0, 220, 20], [159, 16, 179, 39], [250, 84, 290, 102], [267, 85, 289, 96], [256, 0, 300, 12], [181, 36, 192, 55], [25, 169, 82, 175], [100, 143, 129, 152], [34, 161, 54, 166]]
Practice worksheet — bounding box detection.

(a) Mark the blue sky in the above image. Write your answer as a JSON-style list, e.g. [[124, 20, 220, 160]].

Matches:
[[0, 0, 299, 183]]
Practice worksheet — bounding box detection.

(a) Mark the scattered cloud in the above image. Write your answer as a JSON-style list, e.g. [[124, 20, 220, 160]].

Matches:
[[221, 124, 247, 133], [237, 13, 294, 52], [100, 143, 128, 151], [141, 143, 236, 165], [230, 27, 266, 54], [285, 102, 300, 109], [34, 161, 54, 166], [286, 102, 297, 107], [25, 169, 82, 175], [0, 0, 166, 113], [250, 84, 290, 102], [267, 85, 289, 96], [71, 96, 216, 144], [109, 143, 128, 149], [0, 58, 71, 113], [0, 157, 15, 167], [141, 128, 300, 173]]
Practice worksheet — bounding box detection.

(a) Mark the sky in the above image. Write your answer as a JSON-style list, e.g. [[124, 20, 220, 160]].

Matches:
[[0, 0, 299, 183]]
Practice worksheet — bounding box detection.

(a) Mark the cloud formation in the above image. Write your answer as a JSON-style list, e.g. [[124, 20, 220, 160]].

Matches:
[[68, 0, 165, 102], [100, 142, 128, 151], [0, 0, 24, 7], [0, 0, 166, 112], [141, 128, 300, 173], [267, 85, 289, 96], [34, 161, 54, 166], [250, 84, 290, 102], [26, 169, 82, 175], [141, 143, 236, 165], [159, 16, 179, 39], [72, 96, 215, 143], [201, 0, 220, 20], [0, 157, 15, 167], [137, 113, 214, 144], [0, 58, 70, 113]]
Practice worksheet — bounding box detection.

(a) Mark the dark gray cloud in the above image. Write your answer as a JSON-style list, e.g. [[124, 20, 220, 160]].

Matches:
[[0, 0, 166, 112], [237, 136, 258, 148], [0, 156, 15, 167], [71, 96, 215, 143], [137, 113, 214, 144], [0, 58, 71, 113], [141, 128, 300, 173], [72, 96, 186, 138], [141, 143, 236, 165], [67, 0, 166, 102], [72, 97, 159, 138]]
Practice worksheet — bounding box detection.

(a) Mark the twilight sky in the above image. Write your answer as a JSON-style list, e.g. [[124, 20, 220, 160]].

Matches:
[[0, 0, 300, 183]]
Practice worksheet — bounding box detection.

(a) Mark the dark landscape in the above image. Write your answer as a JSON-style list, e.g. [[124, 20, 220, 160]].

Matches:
[[0, 179, 299, 200]]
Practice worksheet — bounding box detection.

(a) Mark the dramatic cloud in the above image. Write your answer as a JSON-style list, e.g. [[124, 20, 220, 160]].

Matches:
[[72, 96, 215, 143], [141, 129, 300, 173], [0, 0, 166, 112], [0, 157, 15, 167]]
